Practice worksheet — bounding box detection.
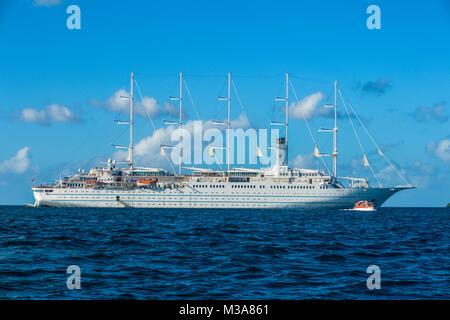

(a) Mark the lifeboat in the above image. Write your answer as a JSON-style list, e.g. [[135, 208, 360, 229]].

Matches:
[[137, 179, 158, 187], [352, 200, 376, 211], [85, 180, 100, 184]]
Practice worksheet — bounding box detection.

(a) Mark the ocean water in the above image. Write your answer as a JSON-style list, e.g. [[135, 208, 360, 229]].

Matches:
[[0, 206, 448, 299]]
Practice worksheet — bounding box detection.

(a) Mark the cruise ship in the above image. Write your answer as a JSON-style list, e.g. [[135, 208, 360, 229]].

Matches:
[[31, 72, 413, 209]]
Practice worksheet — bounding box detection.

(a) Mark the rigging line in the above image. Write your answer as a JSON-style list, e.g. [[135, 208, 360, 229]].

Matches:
[[289, 80, 331, 175], [289, 74, 332, 84], [183, 79, 202, 121], [288, 80, 316, 145], [339, 89, 410, 186], [339, 92, 383, 187], [231, 73, 283, 79], [231, 79, 251, 127], [183, 79, 225, 171], [206, 139, 224, 172], [162, 148, 177, 175], [135, 78, 177, 175], [134, 79, 156, 132]]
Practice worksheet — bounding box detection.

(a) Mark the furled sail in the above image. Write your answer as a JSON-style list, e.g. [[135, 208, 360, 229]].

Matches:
[[314, 145, 321, 157], [363, 154, 370, 167], [256, 146, 264, 158], [209, 145, 215, 157]]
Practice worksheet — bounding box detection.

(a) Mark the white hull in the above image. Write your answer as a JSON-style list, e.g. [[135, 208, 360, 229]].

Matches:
[[33, 185, 403, 209], [29, 73, 414, 210]]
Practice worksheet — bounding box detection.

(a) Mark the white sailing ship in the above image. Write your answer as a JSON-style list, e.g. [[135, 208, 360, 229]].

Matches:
[[31, 72, 413, 209]]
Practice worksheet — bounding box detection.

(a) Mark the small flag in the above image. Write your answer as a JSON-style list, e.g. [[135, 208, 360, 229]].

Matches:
[[32, 178, 35, 183], [378, 148, 384, 156], [160, 146, 166, 156], [363, 154, 370, 167]]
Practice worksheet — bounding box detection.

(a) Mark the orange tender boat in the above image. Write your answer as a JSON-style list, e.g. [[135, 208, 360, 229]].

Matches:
[[352, 200, 376, 211], [86, 180, 100, 184], [137, 179, 158, 187]]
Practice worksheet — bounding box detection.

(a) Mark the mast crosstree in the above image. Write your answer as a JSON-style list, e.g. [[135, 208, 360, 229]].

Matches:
[[217, 73, 232, 171], [272, 73, 289, 165], [112, 71, 135, 169]]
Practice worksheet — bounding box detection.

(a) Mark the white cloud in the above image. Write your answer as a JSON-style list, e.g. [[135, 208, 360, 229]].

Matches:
[[411, 161, 435, 175], [230, 114, 251, 129], [288, 92, 325, 120], [113, 121, 197, 169], [46, 104, 78, 122], [377, 165, 408, 184], [33, 0, 61, 7], [93, 89, 178, 119], [111, 117, 260, 170], [290, 153, 314, 169], [0, 147, 31, 174], [427, 138, 450, 162], [413, 102, 448, 123], [20, 108, 47, 124], [19, 104, 79, 125]]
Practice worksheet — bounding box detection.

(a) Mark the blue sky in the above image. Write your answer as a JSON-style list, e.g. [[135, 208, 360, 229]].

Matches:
[[0, 0, 449, 206]]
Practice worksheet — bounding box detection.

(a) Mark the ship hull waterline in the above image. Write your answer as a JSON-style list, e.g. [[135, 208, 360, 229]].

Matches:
[[32, 186, 406, 209]]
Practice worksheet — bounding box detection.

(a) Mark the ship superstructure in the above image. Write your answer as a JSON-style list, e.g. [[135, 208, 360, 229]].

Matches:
[[32, 72, 413, 208]]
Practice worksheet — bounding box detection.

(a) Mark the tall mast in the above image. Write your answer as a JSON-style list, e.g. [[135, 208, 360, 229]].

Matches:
[[165, 73, 183, 175], [216, 73, 231, 171], [285, 72, 289, 165], [227, 73, 231, 172], [273, 72, 289, 166], [112, 72, 135, 168], [129, 71, 134, 169], [333, 80, 338, 177], [178, 72, 183, 175]]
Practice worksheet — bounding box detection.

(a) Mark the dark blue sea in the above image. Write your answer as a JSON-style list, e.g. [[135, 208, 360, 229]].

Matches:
[[0, 206, 448, 299]]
